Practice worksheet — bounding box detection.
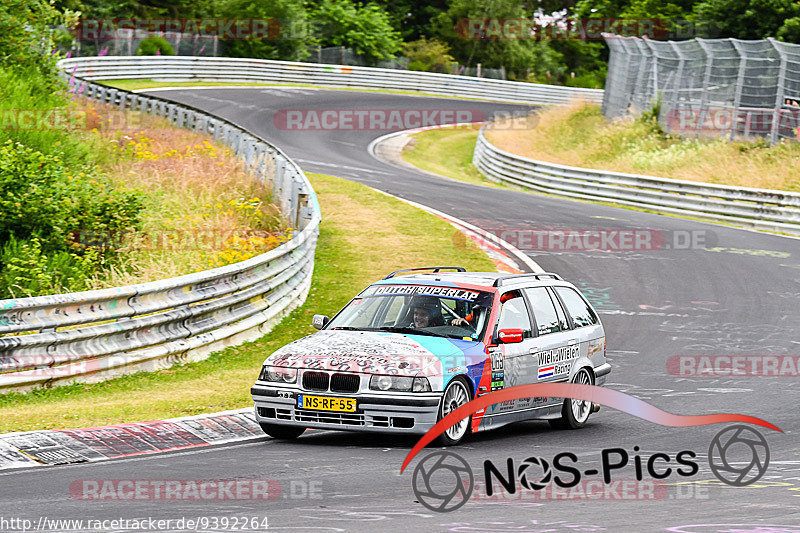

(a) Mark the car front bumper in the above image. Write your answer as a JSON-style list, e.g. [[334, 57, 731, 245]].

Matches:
[[251, 385, 442, 435]]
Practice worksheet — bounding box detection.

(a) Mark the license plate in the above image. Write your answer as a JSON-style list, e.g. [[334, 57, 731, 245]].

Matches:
[[298, 395, 356, 412]]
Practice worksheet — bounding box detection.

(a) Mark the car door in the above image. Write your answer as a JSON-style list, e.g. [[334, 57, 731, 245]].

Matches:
[[522, 286, 582, 382], [486, 292, 536, 415]]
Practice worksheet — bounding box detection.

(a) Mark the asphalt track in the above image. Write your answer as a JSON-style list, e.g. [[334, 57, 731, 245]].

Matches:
[[1, 87, 798, 533]]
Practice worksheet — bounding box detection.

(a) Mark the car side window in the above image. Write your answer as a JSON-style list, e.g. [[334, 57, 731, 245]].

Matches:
[[547, 287, 570, 331], [523, 287, 562, 335], [497, 296, 533, 337], [555, 287, 599, 328]]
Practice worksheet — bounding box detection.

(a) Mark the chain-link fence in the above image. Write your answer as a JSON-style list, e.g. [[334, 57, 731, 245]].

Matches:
[[70, 29, 221, 57], [603, 34, 800, 143], [305, 46, 506, 79]]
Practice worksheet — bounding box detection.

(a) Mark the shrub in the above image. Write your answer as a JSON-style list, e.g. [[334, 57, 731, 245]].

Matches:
[[136, 36, 175, 56], [0, 140, 143, 298], [0, 236, 102, 298], [403, 38, 456, 73], [0, 67, 93, 164]]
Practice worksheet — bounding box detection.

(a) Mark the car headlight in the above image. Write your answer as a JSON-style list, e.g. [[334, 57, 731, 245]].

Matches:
[[259, 365, 297, 383], [369, 375, 431, 392]]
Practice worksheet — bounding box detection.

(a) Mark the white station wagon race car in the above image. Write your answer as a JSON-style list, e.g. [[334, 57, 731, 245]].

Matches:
[[251, 267, 610, 445]]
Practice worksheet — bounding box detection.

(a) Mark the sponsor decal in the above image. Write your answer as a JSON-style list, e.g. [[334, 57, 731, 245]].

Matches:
[[535, 345, 579, 379], [538, 365, 556, 379], [368, 284, 480, 301]]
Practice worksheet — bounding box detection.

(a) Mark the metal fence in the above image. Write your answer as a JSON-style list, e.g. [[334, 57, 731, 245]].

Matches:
[[72, 30, 222, 57], [474, 126, 800, 234], [0, 66, 321, 392], [603, 34, 800, 143], [58, 56, 602, 106]]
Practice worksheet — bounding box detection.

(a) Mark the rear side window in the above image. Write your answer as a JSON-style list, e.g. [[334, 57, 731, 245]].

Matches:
[[555, 287, 599, 328], [523, 287, 562, 336], [497, 297, 533, 337]]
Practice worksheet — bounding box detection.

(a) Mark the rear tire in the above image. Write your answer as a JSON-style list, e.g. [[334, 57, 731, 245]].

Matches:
[[549, 367, 594, 430], [434, 377, 472, 446], [259, 422, 305, 440]]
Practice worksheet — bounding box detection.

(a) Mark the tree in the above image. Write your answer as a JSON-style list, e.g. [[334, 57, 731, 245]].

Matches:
[[219, 0, 310, 61], [369, 0, 449, 40], [431, 0, 566, 81], [692, 0, 800, 40], [310, 0, 403, 62], [778, 17, 800, 43], [0, 0, 75, 75]]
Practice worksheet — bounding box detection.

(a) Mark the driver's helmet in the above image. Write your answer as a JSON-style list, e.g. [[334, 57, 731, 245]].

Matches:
[[410, 297, 443, 326]]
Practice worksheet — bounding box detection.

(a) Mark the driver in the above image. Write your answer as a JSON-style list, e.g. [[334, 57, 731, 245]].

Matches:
[[451, 292, 518, 326], [409, 298, 441, 328]]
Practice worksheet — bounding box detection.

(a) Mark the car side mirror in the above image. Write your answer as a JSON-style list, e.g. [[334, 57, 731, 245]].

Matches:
[[312, 315, 329, 330], [497, 328, 523, 344]]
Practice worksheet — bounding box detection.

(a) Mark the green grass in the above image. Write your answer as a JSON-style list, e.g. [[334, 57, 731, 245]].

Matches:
[[400, 126, 513, 189], [487, 101, 800, 192], [398, 122, 759, 229], [0, 172, 496, 432]]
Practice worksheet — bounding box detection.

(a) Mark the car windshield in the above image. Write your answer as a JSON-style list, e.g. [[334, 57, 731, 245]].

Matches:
[[326, 284, 494, 340]]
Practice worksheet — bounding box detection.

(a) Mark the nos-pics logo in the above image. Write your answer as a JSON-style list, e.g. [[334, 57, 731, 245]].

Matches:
[[411, 425, 770, 512]]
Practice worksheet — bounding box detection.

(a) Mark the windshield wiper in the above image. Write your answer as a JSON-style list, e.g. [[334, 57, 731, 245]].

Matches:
[[374, 326, 448, 338], [329, 326, 364, 331]]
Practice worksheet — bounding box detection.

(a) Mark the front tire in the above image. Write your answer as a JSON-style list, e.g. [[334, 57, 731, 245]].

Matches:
[[259, 422, 305, 440], [435, 377, 472, 446], [548, 367, 594, 430]]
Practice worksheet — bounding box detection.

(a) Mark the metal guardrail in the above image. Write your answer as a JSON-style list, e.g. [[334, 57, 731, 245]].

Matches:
[[0, 73, 321, 392], [58, 56, 604, 106], [473, 127, 800, 234]]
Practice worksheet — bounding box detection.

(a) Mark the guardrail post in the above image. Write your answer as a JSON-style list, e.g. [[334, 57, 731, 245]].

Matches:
[[768, 38, 789, 144]]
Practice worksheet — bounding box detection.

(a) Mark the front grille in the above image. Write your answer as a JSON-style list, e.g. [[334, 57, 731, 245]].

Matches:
[[257, 407, 276, 418], [330, 373, 359, 393], [302, 371, 329, 391], [371, 416, 389, 427], [295, 409, 365, 426]]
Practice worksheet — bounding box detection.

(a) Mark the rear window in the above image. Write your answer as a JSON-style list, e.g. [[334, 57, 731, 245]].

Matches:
[[555, 287, 599, 328]]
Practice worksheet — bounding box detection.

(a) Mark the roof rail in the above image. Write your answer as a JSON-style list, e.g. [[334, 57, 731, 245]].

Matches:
[[383, 266, 466, 279], [493, 272, 562, 287]]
